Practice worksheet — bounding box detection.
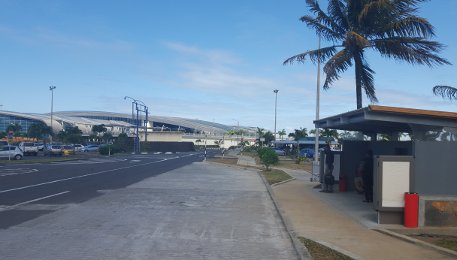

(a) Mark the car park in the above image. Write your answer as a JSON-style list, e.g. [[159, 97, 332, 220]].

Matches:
[[273, 148, 286, 156], [83, 144, 99, 152], [44, 144, 63, 156], [0, 145, 23, 160], [62, 145, 76, 156]]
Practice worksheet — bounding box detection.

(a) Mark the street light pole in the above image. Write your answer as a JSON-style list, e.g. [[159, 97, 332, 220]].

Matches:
[[124, 96, 149, 154], [49, 86, 56, 144], [312, 34, 322, 182], [273, 89, 279, 140]]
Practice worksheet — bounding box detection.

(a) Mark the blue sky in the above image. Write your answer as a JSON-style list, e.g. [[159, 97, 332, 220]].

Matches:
[[1, 0, 456, 133]]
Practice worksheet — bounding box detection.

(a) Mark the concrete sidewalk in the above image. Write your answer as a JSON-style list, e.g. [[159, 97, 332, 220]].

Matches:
[[272, 167, 455, 259]]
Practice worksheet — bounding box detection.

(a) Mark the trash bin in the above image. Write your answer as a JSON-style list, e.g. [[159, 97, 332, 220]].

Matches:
[[339, 175, 347, 192], [404, 192, 419, 228]]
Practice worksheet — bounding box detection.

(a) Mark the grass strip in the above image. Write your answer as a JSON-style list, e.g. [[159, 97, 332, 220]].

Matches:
[[298, 237, 353, 260], [436, 238, 457, 252], [260, 169, 293, 185]]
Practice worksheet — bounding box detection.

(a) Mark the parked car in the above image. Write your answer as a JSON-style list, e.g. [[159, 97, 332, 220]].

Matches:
[[300, 148, 315, 158], [273, 148, 286, 156], [0, 140, 8, 147], [44, 144, 63, 156], [34, 143, 45, 151], [18, 142, 38, 156], [83, 145, 99, 152], [62, 145, 76, 156], [0, 145, 23, 160], [73, 144, 85, 152]]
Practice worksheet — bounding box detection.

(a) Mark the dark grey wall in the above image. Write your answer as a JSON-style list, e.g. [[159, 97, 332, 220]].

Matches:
[[142, 142, 195, 152], [341, 141, 412, 191], [414, 141, 457, 196]]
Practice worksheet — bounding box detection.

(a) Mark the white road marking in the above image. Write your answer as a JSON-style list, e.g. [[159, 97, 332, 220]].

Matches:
[[0, 153, 200, 194], [0, 168, 38, 177], [0, 191, 70, 212]]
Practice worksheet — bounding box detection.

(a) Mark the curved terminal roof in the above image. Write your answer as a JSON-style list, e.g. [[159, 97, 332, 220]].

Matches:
[[0, 110, 251, 135]]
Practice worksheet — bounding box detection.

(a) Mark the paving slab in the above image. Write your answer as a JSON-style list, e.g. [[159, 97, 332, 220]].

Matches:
[[273, 168, 454, 259]]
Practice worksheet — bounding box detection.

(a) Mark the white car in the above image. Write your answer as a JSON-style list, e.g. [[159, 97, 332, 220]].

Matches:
[[18, 142, 38, 156], [73, 144, 85, 152], [0, 145, 23, 160]]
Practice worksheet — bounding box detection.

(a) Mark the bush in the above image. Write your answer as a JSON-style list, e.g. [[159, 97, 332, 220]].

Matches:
[[257, 147, 279, 170], [99, 144, 122, 155]]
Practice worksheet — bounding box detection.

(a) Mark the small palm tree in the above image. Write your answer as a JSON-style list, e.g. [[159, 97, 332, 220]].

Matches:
[[284, 0, 450, 109], [433, 85, 457, 100]]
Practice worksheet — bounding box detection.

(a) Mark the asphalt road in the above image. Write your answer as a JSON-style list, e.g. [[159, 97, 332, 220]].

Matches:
[[0, 151, 209, 229]]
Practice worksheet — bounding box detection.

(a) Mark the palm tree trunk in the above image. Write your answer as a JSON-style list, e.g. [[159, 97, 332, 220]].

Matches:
[[354, 54, 363, 109]]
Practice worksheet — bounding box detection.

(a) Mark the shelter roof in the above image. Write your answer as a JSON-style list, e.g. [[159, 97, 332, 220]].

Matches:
[[314, 105, 457, 134]]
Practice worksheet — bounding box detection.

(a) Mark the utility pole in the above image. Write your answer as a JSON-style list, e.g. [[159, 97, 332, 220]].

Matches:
[[313, 35, 321, 182], [49, 86, 56, 144], [273, 89, 279, 141]]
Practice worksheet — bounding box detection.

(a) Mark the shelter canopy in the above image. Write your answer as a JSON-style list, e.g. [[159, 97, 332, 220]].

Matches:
[[314, 105, 457, 135]]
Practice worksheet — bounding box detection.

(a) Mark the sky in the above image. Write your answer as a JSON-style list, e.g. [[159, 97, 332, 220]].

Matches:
[[1, 0, 456, 134]]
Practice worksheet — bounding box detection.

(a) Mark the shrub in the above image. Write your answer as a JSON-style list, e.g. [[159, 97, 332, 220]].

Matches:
[[257, 147, 278, 170], [99, 144, 121, 155]]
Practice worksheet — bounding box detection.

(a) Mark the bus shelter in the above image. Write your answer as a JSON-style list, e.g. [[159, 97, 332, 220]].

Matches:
[[314, 105, 457, 226]]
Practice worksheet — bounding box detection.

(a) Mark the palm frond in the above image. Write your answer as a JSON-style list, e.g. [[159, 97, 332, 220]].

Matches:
[[283, 46, 338, 65], [359, 59, 378, 103], [433, 85, 457, 100], [372, 37, 451, 66], [328, 0, 349, 31], [300, 16, 344, 42], [322, 49, 353, 89], [383, 16, 434, 38], [304, 0, 347, 37]]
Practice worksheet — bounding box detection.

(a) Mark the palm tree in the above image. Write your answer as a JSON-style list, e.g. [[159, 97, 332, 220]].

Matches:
[[278, 129, 287, 140], [284, 0, 450, 109], [433, 85, 457, 100]]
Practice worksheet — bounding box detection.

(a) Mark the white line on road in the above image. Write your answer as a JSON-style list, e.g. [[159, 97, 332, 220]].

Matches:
[[0, 153, 200, 194], [0, 191, 70, 212]]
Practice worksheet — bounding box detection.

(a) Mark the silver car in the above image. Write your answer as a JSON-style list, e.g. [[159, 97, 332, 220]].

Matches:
[[0, 145, 23, 160]]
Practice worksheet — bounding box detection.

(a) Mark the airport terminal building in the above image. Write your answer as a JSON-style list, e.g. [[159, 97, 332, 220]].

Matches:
[[0, 110, 254, 138]]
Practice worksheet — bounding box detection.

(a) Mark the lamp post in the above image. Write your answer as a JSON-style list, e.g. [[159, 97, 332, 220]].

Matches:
[[124, 96, 149, 154], [312, 34, 322, 182], [49, 86, 56, 144], [273, 89, 279, 141]]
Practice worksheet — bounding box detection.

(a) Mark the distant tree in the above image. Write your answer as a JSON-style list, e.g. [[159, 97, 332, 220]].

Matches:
[[262, 131, 275, 145], [27, 123, 52, 141], [6, 123, 22, 136], [102, 132, 113, 144], [310, 128, 338, 141], [57, 126, 83, 144], [278, 129, 287, 140], [339, 131, 356, 140], [113, 133, 132, 152], [0, 131, 6, 139], [92, 124, 107, 136], [289, 128, 308, 141], [433, 85, 457, 100]]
